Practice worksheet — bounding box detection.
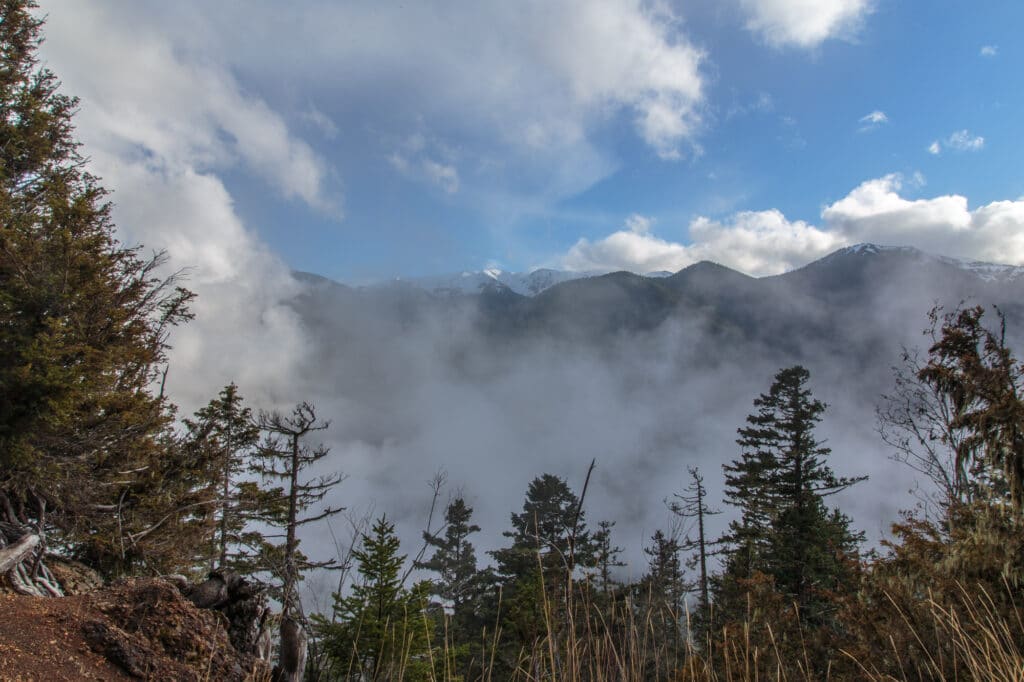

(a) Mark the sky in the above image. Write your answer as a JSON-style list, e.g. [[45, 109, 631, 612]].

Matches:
[[37, 0, 1024, 288], [28, 0, 1024, 588]]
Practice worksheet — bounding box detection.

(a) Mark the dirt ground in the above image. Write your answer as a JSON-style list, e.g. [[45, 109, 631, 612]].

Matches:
[[0, 590, 131, 681], [0, 579, 268, 681]]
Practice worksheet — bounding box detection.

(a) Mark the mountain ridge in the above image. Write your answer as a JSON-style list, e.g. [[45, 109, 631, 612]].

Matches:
[[308, 244, 1024, 299]]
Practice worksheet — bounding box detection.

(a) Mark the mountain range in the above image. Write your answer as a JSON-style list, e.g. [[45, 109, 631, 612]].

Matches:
[[294, 244, 1024, 351], [283, 243, 1024, 561]]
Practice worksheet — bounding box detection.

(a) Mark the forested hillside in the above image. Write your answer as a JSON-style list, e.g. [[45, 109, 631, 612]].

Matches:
[[4, 2, 1024, 681]]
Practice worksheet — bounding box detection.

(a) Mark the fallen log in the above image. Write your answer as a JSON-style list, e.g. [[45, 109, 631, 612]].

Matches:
[[0, 533, 39, 574]]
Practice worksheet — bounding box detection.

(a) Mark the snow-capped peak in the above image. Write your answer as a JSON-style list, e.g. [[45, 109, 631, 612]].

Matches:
[[834, 243, 1024, 283]]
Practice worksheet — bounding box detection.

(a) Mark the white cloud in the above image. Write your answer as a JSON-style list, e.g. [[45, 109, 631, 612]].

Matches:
[[739, 0, 873, 48], [626, 214, 654, 234], [389, 134, 461, 194], [422, 159, 460, 194], [980, 45, 998, 57], [562, 209, 843, 276], [858, 110, 888, 131], [301, 104, 339, 140], [109, 1, 705, 176], [41, 4, 335, 215], [822, 174, 1024, 263], [928, 140, 941, 155], [946, 129, 985, 152], [560, 174, 1024, 275], [38, 1, 325, 412]]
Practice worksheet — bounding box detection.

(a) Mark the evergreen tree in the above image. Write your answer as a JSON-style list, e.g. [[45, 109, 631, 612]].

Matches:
[[416, 496, 481, 622], [917, 305, 1024, 512], [639, 529, 687, 616], [590, 519, 625, 595], [718, 366, 865, 620], [316, 516, 436, 681], [0, 0, 197, 581], [184, 383, 283, 573], [488, 473, 595, 659], [491, 473, 593, 579]]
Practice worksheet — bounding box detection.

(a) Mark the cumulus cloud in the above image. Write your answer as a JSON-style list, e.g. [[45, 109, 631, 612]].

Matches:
[[739, 0, 873, 48], [945, 129, 985, 152], [980, 45, 998, 57], [562, 210, 844, 276], [822, 174, 1024, 263], [108, 0, 705, 183], [39, 1, 326, 411], [561, 174, 1024, 276], [626, 214, 654, 234]]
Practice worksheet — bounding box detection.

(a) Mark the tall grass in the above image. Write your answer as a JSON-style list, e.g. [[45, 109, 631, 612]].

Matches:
[[309, 578, 1024, 681]]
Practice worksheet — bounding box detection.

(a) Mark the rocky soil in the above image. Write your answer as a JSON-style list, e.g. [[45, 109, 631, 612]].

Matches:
[[0, 578, 271, 681]]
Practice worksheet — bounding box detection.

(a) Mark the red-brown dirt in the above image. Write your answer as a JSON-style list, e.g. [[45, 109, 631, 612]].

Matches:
[[0, 578, 269, 681]]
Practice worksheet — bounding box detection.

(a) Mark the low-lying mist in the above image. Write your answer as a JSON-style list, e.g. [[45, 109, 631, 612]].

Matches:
[[269, 252, 1022, 605]]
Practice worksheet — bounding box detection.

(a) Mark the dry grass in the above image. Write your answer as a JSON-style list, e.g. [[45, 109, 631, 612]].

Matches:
[[313, 580, 1024, 681]]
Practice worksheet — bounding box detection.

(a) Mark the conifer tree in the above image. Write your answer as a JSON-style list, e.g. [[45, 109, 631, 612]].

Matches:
[[489, 473, 595, 657], [254, 402, 342, 609], [590, 519, 625, 595], [917, 305, 1024, 512], [0, 0, 197, 582], [316, 516, 435, 680], [416, 496, 481, 619], [718, 366, 865, 620], [184, 383, 284, 573], [491, 473, 593, 579]]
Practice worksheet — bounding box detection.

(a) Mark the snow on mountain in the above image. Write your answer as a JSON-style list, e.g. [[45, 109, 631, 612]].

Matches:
[[831, 243, 1024, 283], [379, 268, 605, 297]]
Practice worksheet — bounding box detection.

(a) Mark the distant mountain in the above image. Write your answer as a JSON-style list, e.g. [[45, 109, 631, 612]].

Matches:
[[293, 243, 1024, 357], [369, 267, 678, 297], [284, 243, 1024, 555]]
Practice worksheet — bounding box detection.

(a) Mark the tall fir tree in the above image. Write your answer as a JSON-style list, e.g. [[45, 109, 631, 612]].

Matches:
[[717, 366, 865, 622], [184, 383, 285, 573], [315, 516, 436, 681], [488, 473, 595, 660], [415, 496, 481, 618], [0, 0, 198, 583]]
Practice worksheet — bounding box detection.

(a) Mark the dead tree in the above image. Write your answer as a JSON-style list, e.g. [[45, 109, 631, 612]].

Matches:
[[0, 490, 63, 596], [669, 466, 720, 627], [254, 402, 343, 678]]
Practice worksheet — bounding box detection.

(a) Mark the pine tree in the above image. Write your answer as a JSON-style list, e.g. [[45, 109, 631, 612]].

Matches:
[[718, 366, 865, 620], [0, 0, 197, 583], [590, 520, 625, 595], [488, 473, 595, 657], [635, 529, 687, 667], [917, 305, 1024, 512], [184, 383, 284, 573], [491, 473, 593, 579], [416, 496, 481, 617], [316, 516, 436, 680]]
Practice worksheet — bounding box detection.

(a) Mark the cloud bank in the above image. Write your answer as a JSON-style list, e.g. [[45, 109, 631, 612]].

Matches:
[[561, 175, 1024, 276], [39, 2, 330, 412]]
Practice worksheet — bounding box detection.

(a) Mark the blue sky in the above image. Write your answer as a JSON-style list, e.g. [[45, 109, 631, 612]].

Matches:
[[39, 0, 1024, 287]]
